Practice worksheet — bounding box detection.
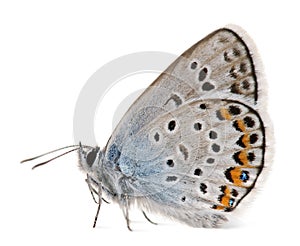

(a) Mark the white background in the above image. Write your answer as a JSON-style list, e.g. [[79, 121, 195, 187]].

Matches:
[[1, 1, 299, 245]]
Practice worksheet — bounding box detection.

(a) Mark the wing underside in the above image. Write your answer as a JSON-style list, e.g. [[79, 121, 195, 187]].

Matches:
[[103, 28, 267, 225]]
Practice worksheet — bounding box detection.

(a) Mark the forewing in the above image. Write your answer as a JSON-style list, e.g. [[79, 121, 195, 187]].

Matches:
[[106, 28, 260, 157]]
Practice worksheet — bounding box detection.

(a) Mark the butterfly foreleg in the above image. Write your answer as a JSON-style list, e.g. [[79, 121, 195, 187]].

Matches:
[[86, 174, 110, 204], [86, 174, 99, 204]]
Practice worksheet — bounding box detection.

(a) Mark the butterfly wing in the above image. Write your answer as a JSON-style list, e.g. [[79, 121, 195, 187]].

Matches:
[[103, 27, 267, 227], [115, 98, 265, 226], [107, 27, 260, 152]]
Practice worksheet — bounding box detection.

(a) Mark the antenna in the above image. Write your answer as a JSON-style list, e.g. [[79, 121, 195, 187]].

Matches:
[[21, 144, 93, 169]]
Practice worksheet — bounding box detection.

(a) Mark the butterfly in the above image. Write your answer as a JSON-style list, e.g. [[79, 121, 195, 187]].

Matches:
[[22, 26, 271, 230]]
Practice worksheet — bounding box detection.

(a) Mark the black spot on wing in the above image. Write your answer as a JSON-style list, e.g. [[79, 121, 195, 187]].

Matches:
[[200, 183, 207, 194], [202, 82, 215, 91], [198, 67, 208, 81], [194, 122, 202, 131], [168, 120, 176, 131], [166, 159, 174, 167], [194, 168, 202, 176]]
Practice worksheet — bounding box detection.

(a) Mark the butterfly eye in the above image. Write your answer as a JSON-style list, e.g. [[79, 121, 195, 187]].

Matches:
[[86, 148, 99, 166]]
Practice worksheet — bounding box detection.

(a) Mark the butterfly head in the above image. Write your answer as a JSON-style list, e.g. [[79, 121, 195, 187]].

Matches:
[[78, 142, 103, 175]]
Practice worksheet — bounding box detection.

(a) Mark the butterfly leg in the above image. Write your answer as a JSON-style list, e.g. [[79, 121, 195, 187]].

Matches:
[[92, 185, 102, 228], [122, 194, 132, 231], [86, 175, 110, 204], [142, 210, 157, 225], [86, 174, 98, 204]]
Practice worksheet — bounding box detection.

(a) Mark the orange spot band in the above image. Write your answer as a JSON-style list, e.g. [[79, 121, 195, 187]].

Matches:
[[239, 150, 249, 166], [220, 108, 232, 120], [237, 119, 246, 132]]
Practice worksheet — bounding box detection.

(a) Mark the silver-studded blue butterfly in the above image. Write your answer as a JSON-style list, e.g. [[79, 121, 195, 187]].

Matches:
[[22, 26, 271, 229]]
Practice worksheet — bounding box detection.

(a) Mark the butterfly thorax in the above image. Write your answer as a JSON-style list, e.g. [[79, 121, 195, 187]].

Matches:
[[78, 144, 135, 204]]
